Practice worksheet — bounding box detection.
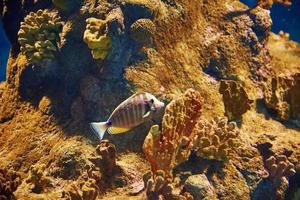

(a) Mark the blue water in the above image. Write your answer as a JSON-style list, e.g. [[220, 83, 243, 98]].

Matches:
[[241, 0, 300, 42], [0, 17, 10, 82], [0, 2, 300, 82]]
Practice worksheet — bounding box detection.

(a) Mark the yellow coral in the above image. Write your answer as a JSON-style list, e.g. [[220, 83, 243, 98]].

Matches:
[[83, 18, 112, 60], [192, 117, 240, 161], [18, 9, 62, 65]]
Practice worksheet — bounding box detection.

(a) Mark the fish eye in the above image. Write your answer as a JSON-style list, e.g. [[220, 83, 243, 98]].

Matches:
[[150, 99, 154, 103]]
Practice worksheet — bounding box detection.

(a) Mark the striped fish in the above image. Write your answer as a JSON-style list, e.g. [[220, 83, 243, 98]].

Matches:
[[90, 92, 165, 140]]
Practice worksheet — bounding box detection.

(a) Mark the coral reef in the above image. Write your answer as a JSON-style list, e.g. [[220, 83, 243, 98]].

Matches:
[[52, 0, 83, 13], [25, 165, 52, 193], [18, 9, 62, 65], [263, 73, 300, 123], [264, 154, 296, 186], [89, 140, 117, 176], [256, 0, 292, 9], [143, 89, 203, 175], [0, 168, 20, 200], [192, 117, 241, 161], [143, 170, 193, 200], [130, 18, 156, 44], [184, 174, 217, 200], [219, 80, 253, 121]]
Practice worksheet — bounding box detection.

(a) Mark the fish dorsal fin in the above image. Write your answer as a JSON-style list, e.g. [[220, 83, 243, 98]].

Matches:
[[107, 126, 131, 134]]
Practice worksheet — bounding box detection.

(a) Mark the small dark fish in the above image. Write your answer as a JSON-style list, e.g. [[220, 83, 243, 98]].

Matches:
[[90, 92, 165, 140]]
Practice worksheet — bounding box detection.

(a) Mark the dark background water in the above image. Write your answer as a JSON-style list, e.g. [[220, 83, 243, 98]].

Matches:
[[0, 1, 300, 81]]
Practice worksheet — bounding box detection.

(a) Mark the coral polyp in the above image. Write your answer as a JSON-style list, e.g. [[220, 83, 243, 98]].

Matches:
[[18, 9, 62, 65]]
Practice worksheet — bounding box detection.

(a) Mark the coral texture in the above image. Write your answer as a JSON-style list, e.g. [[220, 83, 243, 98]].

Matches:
[[264, 154, 296, 186], [130, 18, 156, 44], [143, 89, 203, 175], [263, 73, 300, 122], [83, 17, 112, 60], [256, 0, 292, 9], [0, 168, 20, 200], [143, 170, 193, 200], [18, 9, 62, 65], [219, 80, 253, 121], [192, 117, 240, 161]]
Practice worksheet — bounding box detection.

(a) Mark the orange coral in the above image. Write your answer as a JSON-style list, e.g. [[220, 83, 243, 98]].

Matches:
[[143, 89, 203, 176]]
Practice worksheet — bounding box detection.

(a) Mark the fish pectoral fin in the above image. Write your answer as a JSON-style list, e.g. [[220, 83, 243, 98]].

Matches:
[[107, 127, 130, 134], [142, 111, 151, 119]]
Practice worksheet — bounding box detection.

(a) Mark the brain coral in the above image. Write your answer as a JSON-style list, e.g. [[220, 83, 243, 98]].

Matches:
[[219, 80, 253, 121], [130, 18, 156, 44], [192, 117, 241, 161], [143, 89, 203, 176], [18, 9, 62, 65]]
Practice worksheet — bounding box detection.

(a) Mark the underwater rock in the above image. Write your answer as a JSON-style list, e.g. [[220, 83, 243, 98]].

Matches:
[[264, 154, 296, 187], [52, 0, 82, 13], [18, 9, 62, 65], [94, 140, 116, 176], [143, 89, 203, 176], [130, 18, 156, 44], [184, 174, 217, 200], [219, 80, 253, 121], [263, 73, 300, 123], [143, 170, 193, 200], [0, 168, 21, 199], [192, 117, 241, 161], [25, 165, 52, 193]]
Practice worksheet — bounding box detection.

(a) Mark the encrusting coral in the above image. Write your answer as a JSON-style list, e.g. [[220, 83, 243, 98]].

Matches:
[[130, 18, 156, 44], [263, 73, 300, 123], [83, 17, 112, 60], [264, 154, 296, 187], [0, 168, 21, 199], [143, 89, 203, 176], [192, 117, 241, 161], [256, 0, 292, 9], [18, 9, 62, 65], [52, 0, 83, 13], [143, 170, 193, 200], [219, 80, 253, 121]]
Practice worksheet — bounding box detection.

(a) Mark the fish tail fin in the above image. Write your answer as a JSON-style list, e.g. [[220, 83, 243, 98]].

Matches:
[[89, 122, 108, 140]]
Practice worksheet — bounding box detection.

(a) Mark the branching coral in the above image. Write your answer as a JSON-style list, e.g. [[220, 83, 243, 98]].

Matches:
[[219, 80, 253, 121], [256, 0, 292, 9], [52, 0, 83, 12], [143, 170, 193, 200], [18, 9, 62, 65], [130, 18, 156, 44], [264, 154, 296, 186], [263, 73, 300, 122], [192, 117, 241, 161], [0, 168, 21, 199], [143, 89, 203, 176]]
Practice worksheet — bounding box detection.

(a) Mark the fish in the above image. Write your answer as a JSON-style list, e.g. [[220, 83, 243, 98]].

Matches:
[[90, 92, 165, 140]]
